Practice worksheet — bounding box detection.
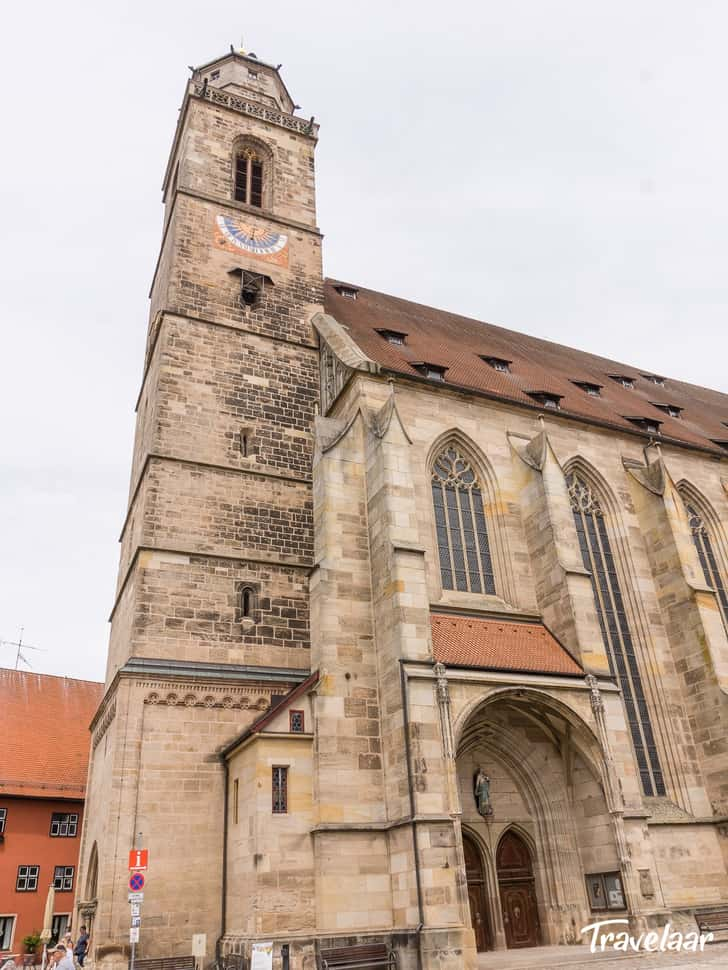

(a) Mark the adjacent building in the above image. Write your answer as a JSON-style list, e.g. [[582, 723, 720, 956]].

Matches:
[[0, 669, 102, 955], [76, 47, 728, 970]]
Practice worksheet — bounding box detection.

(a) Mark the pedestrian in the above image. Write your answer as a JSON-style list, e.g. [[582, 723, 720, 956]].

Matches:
[[73, 928, 90, 968], [62, 935, 74, 959], [49, 944, 74, 970]]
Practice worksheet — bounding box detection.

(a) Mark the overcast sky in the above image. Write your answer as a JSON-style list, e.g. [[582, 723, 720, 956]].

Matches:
[[2, 1, 727, 682]]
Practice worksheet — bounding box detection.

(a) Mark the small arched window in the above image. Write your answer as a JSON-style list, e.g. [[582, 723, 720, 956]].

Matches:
[[431, 446, 496, 595], [235, 146, 264, 207], [240, 586, 255, 619], [684, 501, 728, 630], [568, 472, 665, 797]]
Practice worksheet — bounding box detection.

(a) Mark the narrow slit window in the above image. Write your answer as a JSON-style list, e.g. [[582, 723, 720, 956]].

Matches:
[[272, 766, 288, 813], [241, 586, 255, 619], [568, 473, 665, 797], [431, 447, 496, 595]]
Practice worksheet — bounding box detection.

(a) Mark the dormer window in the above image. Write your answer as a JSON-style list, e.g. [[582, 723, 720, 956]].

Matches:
[[481, 356, 511, 373], [528, 391, 562, 409], [642, 374, 666, 386], [651, 403, 682, 418], [414, 363, 447, 382], [610, 375, 636, 389], [572, 380, 602, 397], [625, 416, 662, 434], [210, 70, 220, 80], [376, 329, 407, 346], [335, 285, 358, 300]]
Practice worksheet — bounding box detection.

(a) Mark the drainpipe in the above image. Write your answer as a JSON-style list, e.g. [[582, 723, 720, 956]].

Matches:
[[399, 661, 424, 970], [219, 756, 229, 962]]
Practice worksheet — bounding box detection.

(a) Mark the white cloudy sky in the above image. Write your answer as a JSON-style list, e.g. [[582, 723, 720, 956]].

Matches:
[[1, 1, 727, 681]]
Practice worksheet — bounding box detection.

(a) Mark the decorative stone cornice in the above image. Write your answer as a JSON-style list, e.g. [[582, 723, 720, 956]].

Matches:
[[144, 686, 272, 711], [191, 82, 319, 139]]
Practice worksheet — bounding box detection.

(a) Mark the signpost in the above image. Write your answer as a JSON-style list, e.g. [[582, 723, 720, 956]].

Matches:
[[128, 849, 149, 970]]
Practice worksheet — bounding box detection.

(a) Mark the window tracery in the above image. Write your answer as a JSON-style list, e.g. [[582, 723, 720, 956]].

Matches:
[[431, 446, 496, 595], [684, 501, 728, 629], [568, 472, 665, 797]]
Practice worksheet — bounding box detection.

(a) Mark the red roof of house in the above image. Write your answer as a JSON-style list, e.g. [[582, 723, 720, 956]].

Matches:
[[0, 668, 104, 800], [431, 613, 583, 677], [324, 280, 728, 455]]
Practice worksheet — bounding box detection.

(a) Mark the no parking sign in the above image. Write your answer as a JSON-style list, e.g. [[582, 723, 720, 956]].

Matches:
[[129, 872, 145, 892]]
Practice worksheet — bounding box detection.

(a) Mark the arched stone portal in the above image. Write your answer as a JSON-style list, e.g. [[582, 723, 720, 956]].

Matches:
[[455, 688, 623, 948]]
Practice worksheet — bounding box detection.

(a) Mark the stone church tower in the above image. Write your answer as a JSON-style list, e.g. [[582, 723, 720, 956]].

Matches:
[[76, 48, 322, 966], [78, 44, 728, 970]]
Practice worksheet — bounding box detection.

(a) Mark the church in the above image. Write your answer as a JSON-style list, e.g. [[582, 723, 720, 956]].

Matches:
[[75, 48, 728, 970]]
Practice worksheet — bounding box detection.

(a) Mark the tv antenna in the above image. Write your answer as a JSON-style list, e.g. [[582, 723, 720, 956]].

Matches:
[[0, 628, 44, 670]]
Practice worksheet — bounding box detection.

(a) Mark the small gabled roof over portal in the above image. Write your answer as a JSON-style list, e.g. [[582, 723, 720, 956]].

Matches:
[[221, 669, 319, 758], [431, 614, 583, 678]]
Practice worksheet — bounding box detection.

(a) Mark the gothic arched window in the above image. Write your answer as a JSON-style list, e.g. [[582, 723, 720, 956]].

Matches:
[[568, 473, 665, 797], [234, 146, 265, 207], [684, 502, 728, 629], [431, 446, 496, 595]]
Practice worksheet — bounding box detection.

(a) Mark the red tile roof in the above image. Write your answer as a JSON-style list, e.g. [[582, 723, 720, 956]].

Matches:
[[431, 613, 583, 677], [0, 668, 104, 799], [324, 281, 728, 455]]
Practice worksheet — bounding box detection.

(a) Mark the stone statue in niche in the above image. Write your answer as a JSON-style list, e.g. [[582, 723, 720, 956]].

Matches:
[[473, 768, 492, 817]]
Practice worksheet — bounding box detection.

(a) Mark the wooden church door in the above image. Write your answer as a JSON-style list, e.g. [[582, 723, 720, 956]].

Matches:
[[496, 830, 541, 949]]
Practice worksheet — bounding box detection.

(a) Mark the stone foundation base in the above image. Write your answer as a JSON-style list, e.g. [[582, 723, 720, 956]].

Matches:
[[221, 925, 477, 970]]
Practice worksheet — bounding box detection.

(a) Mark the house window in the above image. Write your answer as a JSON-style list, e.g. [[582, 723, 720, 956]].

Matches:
[[684, 503, 728, 630], [233, 779, 239, 825], [651, 403, 682, 418], [481, 356, 511, 373], [0, 916, 14, 951], [50, 915, 70, 946], [610, 375, 635, 389], [642, 374, 666, 386], [248, 69, 259, 79], [50, 813, 78, 837], [573, 381, 602, 397], [289, 710, 304, 733], [234, 148, 264, 207], [53, 866, 74, 892], [569, 473, 665, 797], [375, 329, 407, 345], [272, 766, 288, 814], [335, 285, 358, 300], [415, 363, 447, 382], [0, 808, 6, 834], [431, 446, 496, 595], [16, 866, 40, 892], [210, 70, 220, 80], [528, 391, 562, 409], [625, 416, 662, 435], [586, 872, 626, 911]]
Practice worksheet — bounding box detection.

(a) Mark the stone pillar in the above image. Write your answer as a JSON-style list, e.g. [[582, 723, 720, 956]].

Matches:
[[624, 450, 728, 817]]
